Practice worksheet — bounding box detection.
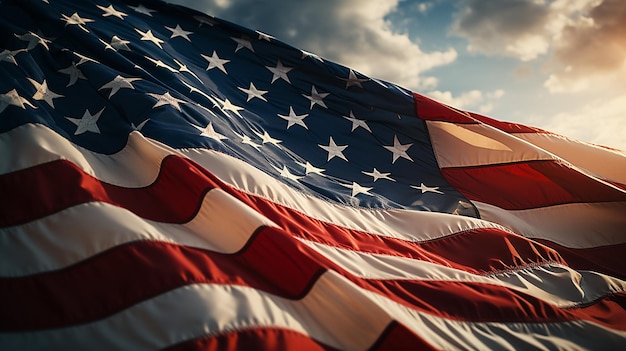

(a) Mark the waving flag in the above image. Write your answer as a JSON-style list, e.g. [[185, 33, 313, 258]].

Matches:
[[1, 0, 626, 349]]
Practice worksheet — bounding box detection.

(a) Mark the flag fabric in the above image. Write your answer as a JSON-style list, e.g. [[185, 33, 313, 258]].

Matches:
[[1, 0, 626, 349]]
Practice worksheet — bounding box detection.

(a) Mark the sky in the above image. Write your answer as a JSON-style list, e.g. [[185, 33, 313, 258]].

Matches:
[[164, 0, 626, 150]]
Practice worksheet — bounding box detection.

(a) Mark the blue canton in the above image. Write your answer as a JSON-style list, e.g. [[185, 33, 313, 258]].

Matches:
[[0, 0, 477, 216]]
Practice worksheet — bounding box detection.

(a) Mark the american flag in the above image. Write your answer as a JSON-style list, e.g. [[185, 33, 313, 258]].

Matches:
[[1, 0, 625, 349]]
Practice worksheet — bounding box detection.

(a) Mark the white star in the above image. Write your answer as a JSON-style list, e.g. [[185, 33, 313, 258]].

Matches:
[[130, 4, 155, 16], [58, 62, 86, 87], [70, 51, 98, 65], [342, 110, 371, 133], [15, 32, 50, 51], [193, 102, 221, 119], [218, 98, 244, 118], [27, 78, 63, 108], [256, 30, 274, 41], [135, 29, 164, 49], [145, 56, 178, 72], [193, 15, 218, 26], [231, 36, 254, 52], [266, 59, 293, 84], [254, 130, 282, 146], [99, 75, 140, 98], [362, 168, 395, 182], [65, 107, 105, 135], [174, 59, 201, 82], [99, 38, 115, 51], [61, 12, 94, 32], [274, 165, 303, 182], [338, 69, 369, 88], [278, 106, 308, 129], [234, 133, 262, 149], [318, 136, 348, 162], [296, 161, 325, 176], [0, 49, 23, 64], [301, 49, 323, 62], [195, 122, 227, 141], [372, 78, 388, 88], [411, 183, 444, 194], [201, 51, 230, 73], [131, 118, 150, 131], [181, 81, 221, 108], [147, 91, 186, 111], [302, 85, 329, 109], [97, 4, 127, 19], [238, 82, 267, 102], [0, 89, 36, 113], [341, 182, 373, 197], [166, 24, 193, 41], [104, 35, 131, 51], [384, 135, 413, 163]]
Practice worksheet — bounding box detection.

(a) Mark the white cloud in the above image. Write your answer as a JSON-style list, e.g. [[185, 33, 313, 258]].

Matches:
[[538, 94, 626, 150], [426, 89, 505, 112], [163, 0, 457, 90], [212, 0, 230, 8], [428, 89, 482, 107], [478, 103, 494, 113], [544, 0, 626, 93], [451, 0, 552, 60], [452, 0, 626, 95], [417, 2, 433, 14], [487, 89, 505, 99], [504, 34, 549, 61]]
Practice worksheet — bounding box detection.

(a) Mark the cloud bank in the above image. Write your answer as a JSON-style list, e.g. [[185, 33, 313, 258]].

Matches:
[[452, 0, 626, 94]]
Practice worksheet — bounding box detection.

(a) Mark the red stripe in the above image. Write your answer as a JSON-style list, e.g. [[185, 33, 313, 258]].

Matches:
[[413, 228, 563, 273], [413, 93, 474, 123], [0, 157, 213, 226], [534, 240, 626, 281], [412, 93, 548, 134], [163, 327, 339, 351], [0, 228, 324, 331], [4, 157, 624, 285], [241, 188, 565, 273], [369, 321, 439, 351], [2, 228, 624, 331], [441, 160, 626, 210], [164, 322, 439, 351], [468, 112, 548, 134], [0, 157, 565, 274]]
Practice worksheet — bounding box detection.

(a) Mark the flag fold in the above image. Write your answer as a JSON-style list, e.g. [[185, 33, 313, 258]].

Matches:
[[1, 0, 625, 350]]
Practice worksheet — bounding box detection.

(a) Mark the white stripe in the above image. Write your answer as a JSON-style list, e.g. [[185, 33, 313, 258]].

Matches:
[[514, 132, 626, 185], [302, 239, 626, 308], [4, 186, 624, 309], [0, 273, 392, 351], [178, 145, 508, 241], [1, 123, 508, 242], [5, 123, 622, 262], [0, 189, 276, 277], [474, 201, 626, 248], [0, 123, 170, 187], [426, 120, 554, 168], [424, 119, 626, 250], [2, 272, 624, 351]]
